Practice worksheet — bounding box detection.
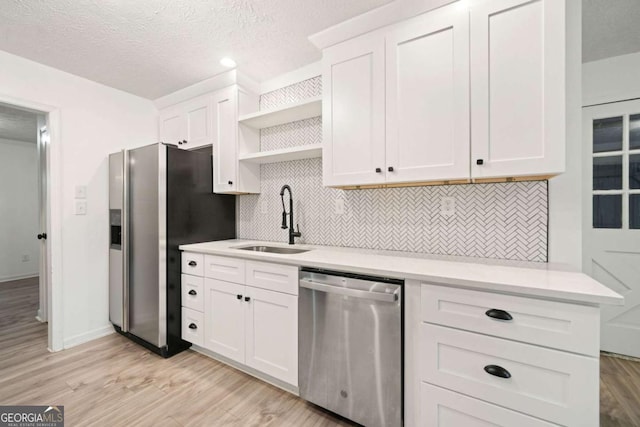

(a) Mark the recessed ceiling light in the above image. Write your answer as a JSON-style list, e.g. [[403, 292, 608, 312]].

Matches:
[[220, 57, 237, 68]]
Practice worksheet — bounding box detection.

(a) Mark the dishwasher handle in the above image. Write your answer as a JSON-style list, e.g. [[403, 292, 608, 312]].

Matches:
[[300, 279, 398, 302]]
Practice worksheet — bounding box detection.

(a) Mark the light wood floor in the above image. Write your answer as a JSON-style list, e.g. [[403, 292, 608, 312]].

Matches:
[[1, 278, 639, 426]]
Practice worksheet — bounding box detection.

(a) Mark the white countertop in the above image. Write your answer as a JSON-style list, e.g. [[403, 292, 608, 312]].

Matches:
[[179, 239, 624, 306]]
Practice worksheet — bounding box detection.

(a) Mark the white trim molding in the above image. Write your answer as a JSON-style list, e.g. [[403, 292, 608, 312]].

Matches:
[[259, 62, 321, 94], [308, 0, 457, 50], [63, 325, 114, 349], [0, 273, 38, 283]]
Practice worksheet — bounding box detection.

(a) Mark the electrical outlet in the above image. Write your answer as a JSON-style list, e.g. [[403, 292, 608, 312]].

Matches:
[[75, 200, 87, 215], [335, 199, 345, 215], [440, 197, 456, 217], [261, 199, 269, 215], [75, 185, 87, 199], [21, 255, 30, 262]]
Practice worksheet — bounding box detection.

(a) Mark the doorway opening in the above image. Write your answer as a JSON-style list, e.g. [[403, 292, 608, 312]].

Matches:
[[0, 101, 55, 350]]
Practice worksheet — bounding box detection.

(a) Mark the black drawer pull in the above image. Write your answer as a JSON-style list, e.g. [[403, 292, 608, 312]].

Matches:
[[375, 168, 382, 173], [188, 323, 197, 330], [485, 309, 513, 321], [484, 365, 511, 379], [244, 296, 251, 302], [188, 261, 197, 267], [188, 290, 197, 296], [236, 294, 243, 300]]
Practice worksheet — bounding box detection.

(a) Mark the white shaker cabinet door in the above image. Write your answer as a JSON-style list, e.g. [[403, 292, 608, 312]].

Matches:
[[159, 106, 186, 147], [322, 32, 386, 187], [212, 86, 239, 193], [386, 4, 470, 184], [244, 286, 298, 386], [203, 278, 245, 364], [182, 94, 212, 150], [470, 0, 565, 180]]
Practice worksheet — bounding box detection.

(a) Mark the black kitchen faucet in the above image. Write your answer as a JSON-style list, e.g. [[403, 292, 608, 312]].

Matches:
[[279, 184, 301, 245]]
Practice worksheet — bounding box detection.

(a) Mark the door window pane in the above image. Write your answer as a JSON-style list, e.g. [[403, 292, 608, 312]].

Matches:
[[593, 156, 623, 190], [593, 195, 622, 229], [631, 114, 640, 150], [631, 195, 640, 229], [631, 154, 640, 190], [593, 117, 623, 153]]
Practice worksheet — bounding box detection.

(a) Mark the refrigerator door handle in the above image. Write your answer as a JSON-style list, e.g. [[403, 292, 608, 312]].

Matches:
[[122, 149, 130, 333]]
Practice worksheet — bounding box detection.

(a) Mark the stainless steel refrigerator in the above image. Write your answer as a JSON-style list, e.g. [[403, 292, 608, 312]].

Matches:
[[109, 143, 235, 357]]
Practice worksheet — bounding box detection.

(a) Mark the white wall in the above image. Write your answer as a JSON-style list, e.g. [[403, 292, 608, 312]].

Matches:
[[0, 50, 158, 348], [0, 138, 39, 281], [583, 52, 640, 106], [548, 0, 582, 269]]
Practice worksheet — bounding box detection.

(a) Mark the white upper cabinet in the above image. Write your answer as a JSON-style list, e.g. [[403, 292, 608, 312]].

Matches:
[[386, 6, 470, 184], [211, 85, 260, 194], [322, 33, 386, 187], [470, 0, 565, 180], [320, 0, 567, 187], [159, 93, 212, 150]]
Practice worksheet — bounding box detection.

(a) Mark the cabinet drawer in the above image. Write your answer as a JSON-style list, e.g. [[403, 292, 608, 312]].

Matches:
[[421, 284, 600, 356], [181, 274, 204, 312], [182, 252, 204, 276], [245, 261, 299, 295], [204, 255, 245, 284], [421, 324, 598, 426], [182, 308, 204, 347], [421, 382, 559, 427]]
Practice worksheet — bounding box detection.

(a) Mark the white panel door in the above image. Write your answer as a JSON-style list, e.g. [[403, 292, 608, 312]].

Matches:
[[470, 0, 565, 179], [212, 86, 238, 193], [203, 278, 245, 363], [183, 94, 212, 150], [159, 107, 186, 147], [583, 100, 640, 358], [244, 286, 298, 386], [386, 3, 470, 183], [323, 32, 386, 187]]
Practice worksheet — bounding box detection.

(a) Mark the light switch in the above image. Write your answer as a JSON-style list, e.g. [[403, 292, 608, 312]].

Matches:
[[335, 199, 345, 215], [75, 185, 87, 199], [75, 200, 87, 215]]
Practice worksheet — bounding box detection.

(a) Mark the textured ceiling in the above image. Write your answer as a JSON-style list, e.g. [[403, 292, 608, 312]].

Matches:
[[583, 0, 640, 63], [0, 0, 393, 99], [0, 105, 38, 143]]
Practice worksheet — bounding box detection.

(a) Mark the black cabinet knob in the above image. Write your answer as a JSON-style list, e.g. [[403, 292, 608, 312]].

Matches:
[[182, 140, 188, 145], [244, 296, 251, 302], [188, 323, 197, 330], [228, 180, 233, 185], [476, 159, 484, 165], [375, 168, 382, 173], [485, 308, 513, 321], [177, 140, 182, 145], [188, 261, 197, 267], [188, 290, 197, 296], [37, 233, 47, 240], [388, 166, 394, 172], [236, 294, 243, 300], [484, 365, 511, 379]]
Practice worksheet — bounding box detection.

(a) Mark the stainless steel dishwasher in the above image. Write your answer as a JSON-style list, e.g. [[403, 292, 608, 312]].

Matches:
[[299, 268, 403, 427]]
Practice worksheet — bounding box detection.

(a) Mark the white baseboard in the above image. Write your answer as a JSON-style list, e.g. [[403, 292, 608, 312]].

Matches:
[[63, 325, 114, 350], [0, 273, 38, 283]]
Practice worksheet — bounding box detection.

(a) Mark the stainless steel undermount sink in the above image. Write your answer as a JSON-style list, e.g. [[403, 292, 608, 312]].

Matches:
[[233, 245, 310, 255]]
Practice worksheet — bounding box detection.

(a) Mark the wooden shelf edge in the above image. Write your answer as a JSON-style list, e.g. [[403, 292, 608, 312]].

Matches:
[[238, 96, 322, 129], [239, 144, 323, 165]]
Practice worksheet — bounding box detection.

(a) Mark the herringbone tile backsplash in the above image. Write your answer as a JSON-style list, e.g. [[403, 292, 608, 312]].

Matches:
[[237, 77, 548, 262]]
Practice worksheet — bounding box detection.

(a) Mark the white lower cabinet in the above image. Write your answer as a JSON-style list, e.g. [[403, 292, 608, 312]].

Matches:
[[203, 278, 246, 363], [407, 281, 601, 427], [244, 286, 298, 386], [421, 383, 559, 427], [181, 308, 204, 347], [181, 253, 298, 387]]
